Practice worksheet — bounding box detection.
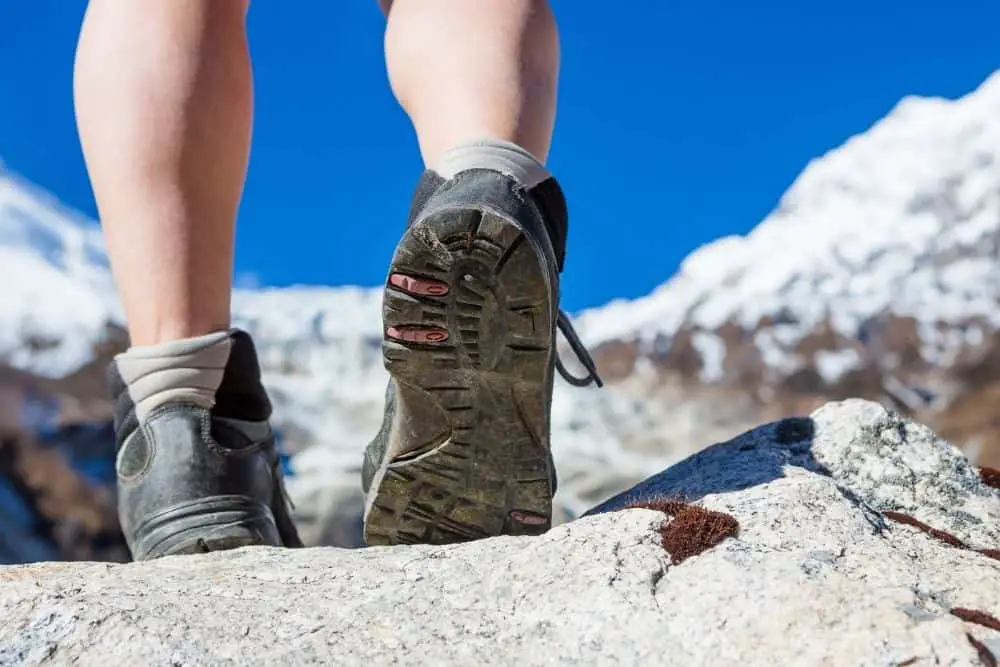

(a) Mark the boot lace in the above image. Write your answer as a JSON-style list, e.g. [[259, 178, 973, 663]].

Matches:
[[555, 310, 603, 388]]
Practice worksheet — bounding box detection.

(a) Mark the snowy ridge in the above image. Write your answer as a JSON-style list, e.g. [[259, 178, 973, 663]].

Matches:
[[4, 72, 997, 384], [0, 166, 119, 377], [576, 71, 1000, 377], [230, 286, 388, 469]]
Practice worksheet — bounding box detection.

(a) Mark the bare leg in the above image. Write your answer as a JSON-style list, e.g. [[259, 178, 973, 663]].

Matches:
[[363, 1, 603, 548], [74, 0, 300, 561], [383, 0, 559, 165], [73, 0, 252, 346]]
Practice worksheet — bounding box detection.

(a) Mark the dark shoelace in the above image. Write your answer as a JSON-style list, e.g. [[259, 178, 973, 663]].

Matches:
[[555, 310, 604, 388]]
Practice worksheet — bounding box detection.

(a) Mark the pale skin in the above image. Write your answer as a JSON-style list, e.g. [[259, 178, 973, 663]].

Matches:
[[73, 0, 560, 347]]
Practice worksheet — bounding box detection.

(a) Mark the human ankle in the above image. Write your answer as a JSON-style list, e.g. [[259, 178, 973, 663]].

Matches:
[[432, 137, 551, 188], [114, 331, 233, 421]]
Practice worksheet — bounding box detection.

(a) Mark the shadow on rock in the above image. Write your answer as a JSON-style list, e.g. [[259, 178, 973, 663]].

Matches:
[[584, 415, 826, 516]]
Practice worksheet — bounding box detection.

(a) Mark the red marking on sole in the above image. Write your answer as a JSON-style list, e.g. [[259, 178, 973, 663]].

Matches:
[[386, 326, 450, 343], [390, 273, 450, 296], [510, 511, 548, 525]]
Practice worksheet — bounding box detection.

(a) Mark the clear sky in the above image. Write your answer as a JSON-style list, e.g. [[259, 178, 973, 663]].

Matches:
[[0, 1, 996, 311]]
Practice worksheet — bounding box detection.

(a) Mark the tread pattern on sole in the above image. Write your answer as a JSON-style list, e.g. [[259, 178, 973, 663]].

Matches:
[[365, 207, 556, 546]]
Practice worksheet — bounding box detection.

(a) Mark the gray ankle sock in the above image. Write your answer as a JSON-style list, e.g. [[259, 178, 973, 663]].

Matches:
[[115, 331, 232, 420], [433, 137, 550, 188]]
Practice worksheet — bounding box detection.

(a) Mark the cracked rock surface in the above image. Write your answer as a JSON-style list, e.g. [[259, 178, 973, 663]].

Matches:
[[2, 399, 999, 666]]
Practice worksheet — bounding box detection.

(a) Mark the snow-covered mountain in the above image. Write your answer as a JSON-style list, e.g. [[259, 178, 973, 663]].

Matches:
[[2, 71, 999, 537], [0, 167, 119, 376], [579, 70, 1000, 373]]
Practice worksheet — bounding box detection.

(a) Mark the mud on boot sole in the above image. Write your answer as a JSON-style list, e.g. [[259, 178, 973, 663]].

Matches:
[[364, 205, 557, 546]]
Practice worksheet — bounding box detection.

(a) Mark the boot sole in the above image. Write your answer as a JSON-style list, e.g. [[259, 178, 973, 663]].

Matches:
[[363, 205, 556, 546], [131, 495, 281, 560]]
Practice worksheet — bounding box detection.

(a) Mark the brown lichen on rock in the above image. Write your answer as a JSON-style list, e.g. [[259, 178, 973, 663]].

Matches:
[[625, 498, 740, 564], [981, 466, 1000, 492], [884, 512, 1000, 563], [966, 633, 997, 667], [952, 608, 1000, 632], [883, 511, 965, 548], [660, 506, 740, 564]]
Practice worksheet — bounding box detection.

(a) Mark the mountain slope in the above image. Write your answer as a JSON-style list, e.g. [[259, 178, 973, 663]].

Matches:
[[573, 70, 1000, 469], [580, 70, 1000, 373], [0, 167, 119, 377]]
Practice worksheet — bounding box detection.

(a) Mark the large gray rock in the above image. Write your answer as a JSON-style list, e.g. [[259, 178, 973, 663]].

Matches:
[[2, 399, 999, 666]]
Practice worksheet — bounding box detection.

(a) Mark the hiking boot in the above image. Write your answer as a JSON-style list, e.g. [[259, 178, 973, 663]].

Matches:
[[362, 167, 602, 546], [109, 329, 302, 560]]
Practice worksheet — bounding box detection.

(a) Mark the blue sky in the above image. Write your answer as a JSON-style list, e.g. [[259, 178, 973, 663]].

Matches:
[[0, 1, 997, 312]]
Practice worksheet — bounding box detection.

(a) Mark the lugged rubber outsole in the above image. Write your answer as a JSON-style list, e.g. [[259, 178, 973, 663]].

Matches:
[[131, 495, 281, 560], [363, 205, 556, 546]]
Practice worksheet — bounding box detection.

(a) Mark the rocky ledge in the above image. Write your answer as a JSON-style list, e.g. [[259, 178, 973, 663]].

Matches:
[[1, 399, 999, 666]]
